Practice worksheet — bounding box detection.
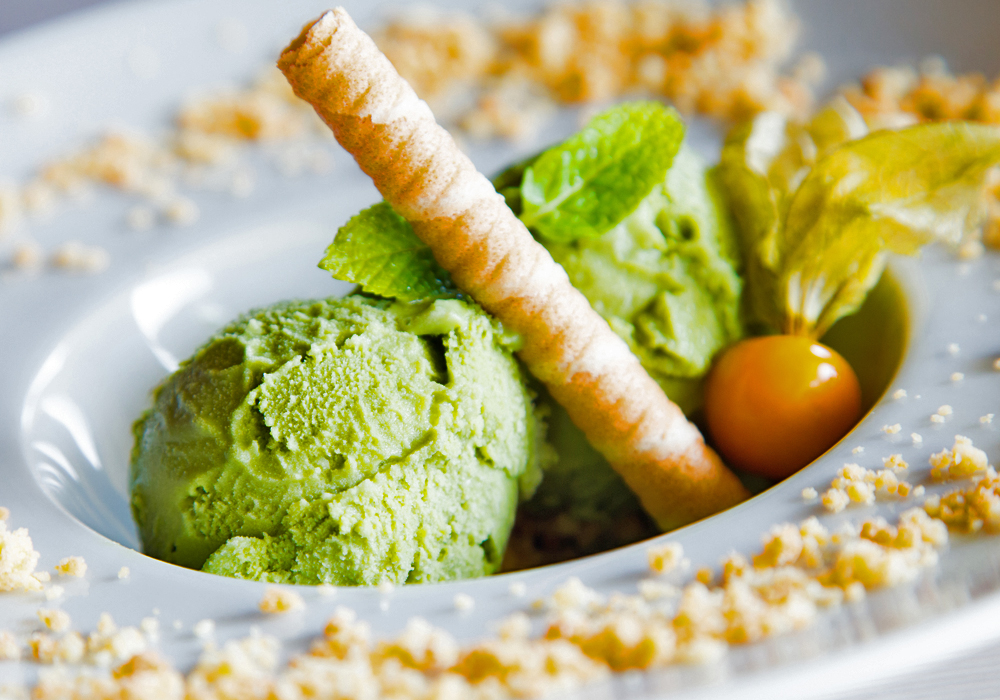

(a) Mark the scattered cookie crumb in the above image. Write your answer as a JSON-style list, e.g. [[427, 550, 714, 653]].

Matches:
[[931, 414, 946, 424], [117, 567, 130, 580], [938, 405, 954, 416], [801, 487, 818, 501], [37, 609, 70, 633], [637, 578, 679, 601], [981, 414, 995, 424], [55, 556, 87, 578], [947, 343, 960, 356], [994, 358, 1000, 371], [0, 507, 8, 521], [10, 242, 44, 271], [43, 586, 64, 601], [0, 520, 42, 593], [140, 617, 160, 637], [647, 541, 684, 575], [125, 205, 156, 231], [192, 619, 215, 639], [508, 581, 527, 598], [852, 446, 865, 454], [881, 424, 901, 435], [892, 389, 907, 400], [821, 487, 849, 513], [259, 587, 305, 614], [0, 631, 20, 661], [912, 433, 923, 445], [163, 197, 200, 226], [930, 435, 989, 481], [453, 593, 475, 613], [316, 583, 337, 598], [882, 454, 909, 471], [50, 241, 110, 274], [950, 372, 964, 382]]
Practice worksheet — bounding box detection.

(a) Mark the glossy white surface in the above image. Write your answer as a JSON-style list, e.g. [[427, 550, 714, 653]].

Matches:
[[1, 1, 999, 697]]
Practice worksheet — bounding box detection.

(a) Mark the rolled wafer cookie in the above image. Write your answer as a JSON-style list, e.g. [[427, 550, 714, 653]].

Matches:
[[278, 8, 749, 530]]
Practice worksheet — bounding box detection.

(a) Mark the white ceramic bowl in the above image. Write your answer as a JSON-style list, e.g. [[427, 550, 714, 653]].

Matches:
[[1, 1, 999, 697]]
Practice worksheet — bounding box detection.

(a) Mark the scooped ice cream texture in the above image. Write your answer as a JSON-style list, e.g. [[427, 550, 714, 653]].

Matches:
[[130, 295, 549, 585], [501, 142, 744, 523]]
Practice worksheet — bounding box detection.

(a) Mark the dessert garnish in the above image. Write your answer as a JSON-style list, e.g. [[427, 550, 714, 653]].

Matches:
[[277, 8, 749, 531], [708, 99, 1000, 478]]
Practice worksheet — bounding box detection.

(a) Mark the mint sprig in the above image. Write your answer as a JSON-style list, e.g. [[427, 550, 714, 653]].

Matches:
[[319, 202, 459, 302], [519, 101, 685, 242]]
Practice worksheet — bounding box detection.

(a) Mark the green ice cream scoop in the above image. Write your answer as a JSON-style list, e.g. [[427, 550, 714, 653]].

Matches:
[[130, 294, 548, 585]]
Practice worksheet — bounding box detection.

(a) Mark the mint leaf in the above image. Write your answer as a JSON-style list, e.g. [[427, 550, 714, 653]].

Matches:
[[319, 202, 459, 302], [519, 101, 684, 242]]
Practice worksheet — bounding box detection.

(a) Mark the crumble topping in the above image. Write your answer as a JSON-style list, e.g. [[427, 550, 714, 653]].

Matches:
[[376, 0, 817, 143], [647, 541, 685, 575], [0, 520, 42, 593], [54, 556, 87, 578], [259, 587, 305, 614], [929, 435, 989, 481]]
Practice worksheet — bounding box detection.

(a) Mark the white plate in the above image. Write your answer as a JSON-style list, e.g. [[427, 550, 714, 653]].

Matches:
[[1, 1, 999, 697]]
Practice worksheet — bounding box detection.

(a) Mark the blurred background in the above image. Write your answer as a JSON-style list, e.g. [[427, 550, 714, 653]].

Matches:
[[0, 0, 112, 36]]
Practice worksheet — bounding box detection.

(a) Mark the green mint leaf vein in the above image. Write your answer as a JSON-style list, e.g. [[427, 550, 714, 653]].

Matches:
[[319, 202, 459, 302], [519, 101, 685, 242]]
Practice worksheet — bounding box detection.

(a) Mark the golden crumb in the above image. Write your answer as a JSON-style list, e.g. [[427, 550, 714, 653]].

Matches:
[[950, 372, 965, 382], [821, 488, 849, 513], [50, 241, 110, 274], [125, 205, 155, 231], [55, 556, 87, 578], [912, 433, 924, 444], [140, 617, 160, 637], [32, 571, 50, 583], [931, 414, 946, 424], [37, 609, 71, 633], [892, 389, 908, 400], [117, 566, 130, 580], [930, 435, 989, 481], [508, 581, 528, 598], [453, 594, 475, 613], [0, 521, 42, 593], [926, 467, 1000, 533], [163, 197, 199, 226], [11, 242, 43, 271], [259, 587, 305, 614], [882, 454, 909, 471], [376, 0, 815, 142], [882, 424, 902, 435], [823, 461, 918, 508], [801, 487, 818, 501], [0, 507, 8, 520], [647, 541, 684, 575], [694, 568, 713, 585], [192, 620, 215, 639], [981, 414, 995, 424], [938, 405, 954, 416]]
